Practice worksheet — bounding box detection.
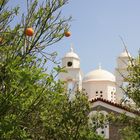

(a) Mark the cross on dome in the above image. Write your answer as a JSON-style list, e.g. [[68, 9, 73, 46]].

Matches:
[[98, 63, 102, 70]]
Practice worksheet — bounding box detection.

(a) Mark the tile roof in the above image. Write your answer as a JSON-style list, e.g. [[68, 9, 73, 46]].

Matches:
[[90, 98, 140, 115]]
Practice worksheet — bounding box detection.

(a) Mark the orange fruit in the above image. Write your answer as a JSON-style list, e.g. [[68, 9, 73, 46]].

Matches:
[[25, 28, 34, 36], [64, 31, 71, 37]]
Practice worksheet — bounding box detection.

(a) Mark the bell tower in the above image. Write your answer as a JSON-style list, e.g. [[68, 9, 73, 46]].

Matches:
[[59, 45, 82, 91], [115, 50, 131, 103]]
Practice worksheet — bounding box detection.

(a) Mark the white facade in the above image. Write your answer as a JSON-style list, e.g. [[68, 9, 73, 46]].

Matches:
[[60, 47, 131, 104], [59, 47, 82, 91]]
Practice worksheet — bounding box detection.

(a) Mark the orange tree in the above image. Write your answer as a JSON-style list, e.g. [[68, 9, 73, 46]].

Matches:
[[0, 0, 103, 139]]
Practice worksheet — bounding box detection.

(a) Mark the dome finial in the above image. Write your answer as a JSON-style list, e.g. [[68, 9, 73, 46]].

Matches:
[[98, 63, 102, 70], [70, 43, 74, 52]]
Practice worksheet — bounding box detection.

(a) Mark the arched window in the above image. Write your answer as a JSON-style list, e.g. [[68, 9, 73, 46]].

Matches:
[[100, 91, 103, 93], [100, 91, 103, 98], [96, 91, 98, 97], [67, 80, 74, 91], [110, 91, 116, 102]]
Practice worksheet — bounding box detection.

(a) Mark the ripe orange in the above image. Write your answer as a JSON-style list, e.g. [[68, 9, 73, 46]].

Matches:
[[25, 28, 34, 36], [64, 31, 71, 37]]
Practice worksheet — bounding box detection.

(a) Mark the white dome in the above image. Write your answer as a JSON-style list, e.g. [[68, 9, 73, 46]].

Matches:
[[64, 47, 79, 59], [83, 68, 115, 82], [65, 52, 79, 59], [119, 50, 131, 58]]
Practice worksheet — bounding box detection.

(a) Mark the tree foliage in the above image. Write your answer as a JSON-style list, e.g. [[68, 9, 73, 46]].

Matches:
[[112, 49, 140, 140], [95, 48, 140, 140], [125, 51, 140, 108], [120, 50, 140, 140], [0, 0, 102, 139]]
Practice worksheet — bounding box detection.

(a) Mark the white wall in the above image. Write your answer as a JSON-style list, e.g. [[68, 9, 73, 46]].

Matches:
[[117, 57, 130, 69], [60, 68, 80, 81], [82, 81, 116, 102]]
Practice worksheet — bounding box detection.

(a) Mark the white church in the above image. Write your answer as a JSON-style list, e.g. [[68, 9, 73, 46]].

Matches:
[[59, 46, 138, 140], [60, 46, 131, 104]]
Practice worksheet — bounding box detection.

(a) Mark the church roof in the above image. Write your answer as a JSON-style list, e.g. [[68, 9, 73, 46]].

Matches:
[[83, 67, 115, 82], [90, 98, 140, 115]]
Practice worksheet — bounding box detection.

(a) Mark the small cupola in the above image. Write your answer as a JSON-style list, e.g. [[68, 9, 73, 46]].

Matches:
[[117, 50, 131, 69], [62, 45, 80, 69], [64, 47, 79, 60], [119, 50, 131, 58]]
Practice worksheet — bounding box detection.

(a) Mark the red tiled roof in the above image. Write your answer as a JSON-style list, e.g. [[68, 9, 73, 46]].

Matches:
[[90, 98, 140, 115]]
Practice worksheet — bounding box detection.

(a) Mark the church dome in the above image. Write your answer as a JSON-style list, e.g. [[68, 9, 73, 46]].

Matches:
[[64, 47, 79, 59], [119, 50, 131, 58], [83, 68, 115, 82]]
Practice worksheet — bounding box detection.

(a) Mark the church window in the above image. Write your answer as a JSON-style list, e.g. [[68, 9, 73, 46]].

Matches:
[[67, 61, 72, 67], [100, 91, 103, 98], [67, 81, 74, 91], [101, 131, 104, 134], [96, 91, 98, 94], [96, 91, 98, 97]]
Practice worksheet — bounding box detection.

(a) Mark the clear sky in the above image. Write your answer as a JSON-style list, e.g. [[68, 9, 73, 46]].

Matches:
[[8, 0, 140, 75]]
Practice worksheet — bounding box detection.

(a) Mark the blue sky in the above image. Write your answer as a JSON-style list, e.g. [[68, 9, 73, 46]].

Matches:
[[58, 0, 140, 74], [8, 0, 140, 75]]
